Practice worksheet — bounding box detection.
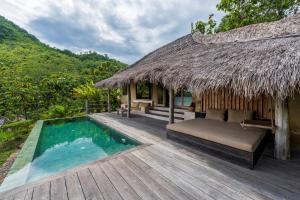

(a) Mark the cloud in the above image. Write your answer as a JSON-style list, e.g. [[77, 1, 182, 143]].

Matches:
[[0, 0, 223, 63]]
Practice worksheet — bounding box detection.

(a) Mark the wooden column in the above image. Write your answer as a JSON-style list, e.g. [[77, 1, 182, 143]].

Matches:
[[275, 99, 290, 160], [169, 88, 174, 124], [107, 89, 111, 113], [127, 84, 131, 118], [163, 88, 167, 106]]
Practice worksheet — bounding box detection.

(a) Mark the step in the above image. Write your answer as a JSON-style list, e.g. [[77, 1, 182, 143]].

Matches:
[[148, 110, 184, 118], [151, 107, 187, 114], [132, 111, 183, 122]]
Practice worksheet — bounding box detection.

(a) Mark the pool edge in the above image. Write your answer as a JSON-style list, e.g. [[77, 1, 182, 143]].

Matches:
[[8, 120, 44, 175]]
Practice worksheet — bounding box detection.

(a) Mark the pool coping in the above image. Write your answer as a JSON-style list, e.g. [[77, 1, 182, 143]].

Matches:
[[7, 120, 44, 175]]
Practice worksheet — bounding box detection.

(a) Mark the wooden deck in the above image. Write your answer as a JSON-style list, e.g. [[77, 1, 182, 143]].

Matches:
[[1, 113, 300, 200]]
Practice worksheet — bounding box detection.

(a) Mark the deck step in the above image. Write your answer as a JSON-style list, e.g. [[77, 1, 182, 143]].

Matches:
[[132, 111, 183, 122], [151, 107, 186, 114], [148, 110, 184, 119]]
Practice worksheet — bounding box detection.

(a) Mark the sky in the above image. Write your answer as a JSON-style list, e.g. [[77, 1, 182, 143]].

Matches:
[[0, 0, 223, 64]]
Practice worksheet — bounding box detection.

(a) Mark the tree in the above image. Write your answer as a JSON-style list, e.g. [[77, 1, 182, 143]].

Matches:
[[216, 0, 300, 32], [192, 14, 217, 34]]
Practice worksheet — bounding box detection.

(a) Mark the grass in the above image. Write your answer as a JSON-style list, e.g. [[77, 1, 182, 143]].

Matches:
[[0, 124, 32, 166]]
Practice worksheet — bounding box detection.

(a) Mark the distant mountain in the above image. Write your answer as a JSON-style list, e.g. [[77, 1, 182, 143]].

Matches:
[[0, 16, 126, 119], [0, 15, 126, 80]]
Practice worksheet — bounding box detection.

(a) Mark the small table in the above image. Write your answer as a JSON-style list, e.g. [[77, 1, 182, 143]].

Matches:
[[133, 99, 153, 106]]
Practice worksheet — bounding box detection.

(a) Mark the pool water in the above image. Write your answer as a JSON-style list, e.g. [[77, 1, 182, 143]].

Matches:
[[0, 117, 139, 191]]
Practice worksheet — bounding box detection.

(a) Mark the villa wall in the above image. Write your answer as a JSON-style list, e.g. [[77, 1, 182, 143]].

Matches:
[[120, 82, 137, 105], [194, 89, 273, 120], [121, 82, 160, 107], [289, 94, 300, 150], [194, 89, 300, 150]]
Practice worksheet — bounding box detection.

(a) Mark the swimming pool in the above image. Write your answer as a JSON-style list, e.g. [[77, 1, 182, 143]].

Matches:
[[0, 117, 140, 192]]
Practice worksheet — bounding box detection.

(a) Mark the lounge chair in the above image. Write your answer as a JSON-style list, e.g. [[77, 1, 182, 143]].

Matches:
[[117, 108, 127, 117], [167, 110, 268, 169]]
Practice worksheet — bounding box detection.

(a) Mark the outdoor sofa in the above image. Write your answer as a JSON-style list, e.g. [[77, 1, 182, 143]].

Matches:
[[166, 109, 268, 169]]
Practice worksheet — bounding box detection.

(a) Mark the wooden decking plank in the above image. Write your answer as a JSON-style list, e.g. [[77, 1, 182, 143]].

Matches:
[[13, 190, 27, 200], [77, 169, 104, 200], [99, 161, 142, 200], [109, 158, 161, 200], [158, 142, 299, 200], [150, 144, 265, 200], [89, 165, 123, 200], [168, 141, 300, 196], [132, 150, 214, 200], [125, 154, 197, 200], [91, 114, 161, 144], [140, 148, 236, 200], [65, 173, 85, 200], [118, 156, 177, 200], [0, 196, 13, 200], [50, 177, 68, 200], [157, 143, 281, 199], [24, 188, 33, 200], [147, 146, 254, 200], [32, 182, 50, 200]]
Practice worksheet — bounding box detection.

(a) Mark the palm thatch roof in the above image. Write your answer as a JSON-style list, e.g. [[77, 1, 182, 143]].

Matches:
[[95, 14, 300, 100]]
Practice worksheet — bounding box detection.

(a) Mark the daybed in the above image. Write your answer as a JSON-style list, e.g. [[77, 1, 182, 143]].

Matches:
[[167, 114, 268, 168]]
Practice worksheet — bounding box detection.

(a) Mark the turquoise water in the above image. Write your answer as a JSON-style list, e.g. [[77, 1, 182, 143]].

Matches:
[[0, 117, 139, 191]]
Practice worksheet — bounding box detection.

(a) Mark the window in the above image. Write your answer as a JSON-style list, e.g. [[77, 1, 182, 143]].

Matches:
[[136, 82, 151, 99], [175, 89, 192, 107]]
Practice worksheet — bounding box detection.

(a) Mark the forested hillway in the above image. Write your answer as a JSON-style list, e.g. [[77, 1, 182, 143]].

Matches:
[[0, 16, 125, 166]]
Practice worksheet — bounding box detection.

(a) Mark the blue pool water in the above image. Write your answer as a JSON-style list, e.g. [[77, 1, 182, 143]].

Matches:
[[0, 117, 139, 191]]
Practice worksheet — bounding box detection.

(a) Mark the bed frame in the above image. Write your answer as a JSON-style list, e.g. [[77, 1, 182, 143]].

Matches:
[[166, 129, 269, 169]]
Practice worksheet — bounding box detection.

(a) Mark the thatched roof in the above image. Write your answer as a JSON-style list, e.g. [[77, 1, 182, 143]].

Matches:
[[95, 14, 300, 100]]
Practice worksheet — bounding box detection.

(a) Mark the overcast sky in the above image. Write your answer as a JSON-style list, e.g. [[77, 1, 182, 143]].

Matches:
[[0, 0, 223, 64]]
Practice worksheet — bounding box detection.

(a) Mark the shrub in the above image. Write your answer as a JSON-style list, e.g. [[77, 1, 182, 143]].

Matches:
[[48, 105, 67, 118], [0, 119, 33, 131]]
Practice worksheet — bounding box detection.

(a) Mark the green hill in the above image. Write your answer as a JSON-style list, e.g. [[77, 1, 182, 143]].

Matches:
[[0, 16, 126, 120]]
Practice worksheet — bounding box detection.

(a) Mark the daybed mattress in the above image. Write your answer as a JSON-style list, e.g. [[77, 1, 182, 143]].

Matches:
[[167, 118, 266, 152]]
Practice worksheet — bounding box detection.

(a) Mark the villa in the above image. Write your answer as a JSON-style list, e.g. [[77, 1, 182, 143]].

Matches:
[[96, 13, 300, 163], [1, 14, 300, 200]]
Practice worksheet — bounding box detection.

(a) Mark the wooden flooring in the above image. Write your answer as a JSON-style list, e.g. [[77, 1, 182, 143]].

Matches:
[[1, 113, 300, 200]]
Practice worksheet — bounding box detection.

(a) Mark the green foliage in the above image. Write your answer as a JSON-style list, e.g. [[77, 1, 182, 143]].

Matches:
[[0, 128, 31, 165], [192, 14, 217, 34], [73, 81, 99, 100], [47, 105, 67, 118], [0, 120, 33, 131], [0, 119, 33, 165], [192, 0, 300, 33], [217, 0, 300, 32], [0, 16, 126, 122]]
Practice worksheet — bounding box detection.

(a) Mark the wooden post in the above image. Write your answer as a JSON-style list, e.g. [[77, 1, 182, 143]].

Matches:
[[169, 88, 174, 124], [107, 89, 111, 113], [127, 84, 131, 118], [163, 88, 167, 106], [275, 99, 290, 160], [85, 99, 89, 114]]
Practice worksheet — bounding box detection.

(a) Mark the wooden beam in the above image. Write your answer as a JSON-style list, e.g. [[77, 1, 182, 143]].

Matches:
[[107, 89, 111, 113], [275, 99, 290, 160], [127, 84, 131, 118], [169, 89, 174, 124]]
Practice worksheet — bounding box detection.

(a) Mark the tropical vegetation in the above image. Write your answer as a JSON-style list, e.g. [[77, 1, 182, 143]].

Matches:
[[192, 0, 300, 34], [0, 15, 125, 165]]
